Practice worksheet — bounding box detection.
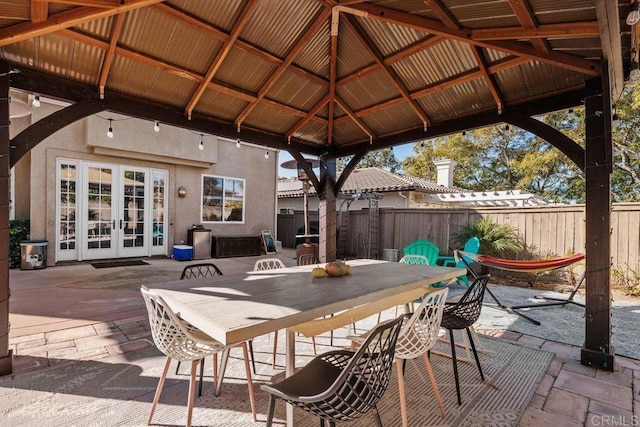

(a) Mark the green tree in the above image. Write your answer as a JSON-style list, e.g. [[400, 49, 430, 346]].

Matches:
[[338, 147, 401, 173]]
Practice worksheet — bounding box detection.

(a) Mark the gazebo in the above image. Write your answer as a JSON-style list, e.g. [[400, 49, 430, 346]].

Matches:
[[0, 0, 632, 375]]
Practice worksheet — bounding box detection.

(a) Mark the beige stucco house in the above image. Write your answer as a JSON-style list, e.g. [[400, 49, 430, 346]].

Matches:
[[10, 93, 278, 266]]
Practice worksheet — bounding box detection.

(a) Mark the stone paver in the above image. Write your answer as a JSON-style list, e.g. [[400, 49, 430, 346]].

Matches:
[[534, 374, 555, 397], [595, 365, 633, 387], [547, 358, 563, 377], [74, 331, 129, 352], [519, 406, 581, 427], [543, 388, 589, 423], [45, 324, 98, 343], [555, 370, 633, 411], [517, 335, 545, 349], [562, 360, 597, 377]]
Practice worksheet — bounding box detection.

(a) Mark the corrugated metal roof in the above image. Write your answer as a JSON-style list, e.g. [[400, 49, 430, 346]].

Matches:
[[0, 0, 627, 156]]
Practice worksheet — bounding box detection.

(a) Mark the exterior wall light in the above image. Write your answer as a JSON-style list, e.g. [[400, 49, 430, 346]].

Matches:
[[177, 186, 187, 198]]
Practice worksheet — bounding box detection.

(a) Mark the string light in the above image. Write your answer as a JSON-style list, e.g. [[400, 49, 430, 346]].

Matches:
[[265, 150, 269, 159], [153, 121, 160, 132], [236, 139, 241, 149], [107, 119, 114, 138], [31, 95, 40, 108], [199, 134, 204, 150], [627, 0, 640, 26]]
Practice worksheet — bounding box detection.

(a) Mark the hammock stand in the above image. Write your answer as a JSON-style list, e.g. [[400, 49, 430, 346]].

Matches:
[[456, 251, 586, 326]]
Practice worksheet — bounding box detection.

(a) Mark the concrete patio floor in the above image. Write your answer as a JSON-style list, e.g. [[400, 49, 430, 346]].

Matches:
[[3, 250, 639, 426]]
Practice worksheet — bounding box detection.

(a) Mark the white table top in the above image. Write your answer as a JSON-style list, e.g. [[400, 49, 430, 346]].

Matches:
[[151, 259, 461, 345]]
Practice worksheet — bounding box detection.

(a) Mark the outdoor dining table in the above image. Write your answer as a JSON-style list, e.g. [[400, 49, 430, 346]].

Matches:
[[150, 258, 461, 426]]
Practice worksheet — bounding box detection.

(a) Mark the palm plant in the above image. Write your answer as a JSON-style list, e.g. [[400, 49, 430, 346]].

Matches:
[[453, 218, 524, 258]]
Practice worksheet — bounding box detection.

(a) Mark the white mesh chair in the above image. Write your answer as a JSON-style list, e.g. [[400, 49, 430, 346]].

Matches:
[[253, 257, 286, 271], [251, 258, 318, 365], [141, 287, 257, 426], [351, 288, 449, 427], [399, 254, 430, 265]]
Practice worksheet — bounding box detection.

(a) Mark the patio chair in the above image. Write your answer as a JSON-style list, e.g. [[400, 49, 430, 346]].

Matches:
[[440, 274, 490, 405], [140, 287, 257, 426], [262, 315, 404, 427], [350, 288, 449, 427], [253, 257, 286, 271], [403, 240, 439, 266], [177, 262, 257, 384], [437, 237, 480, 287], [298, 253, 318, 265], [398, 254, 429, 265]]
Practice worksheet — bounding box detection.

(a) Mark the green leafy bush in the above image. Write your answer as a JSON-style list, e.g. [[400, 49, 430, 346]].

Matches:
[[9, 220, 30, 268], [453, 217, 524, 257]]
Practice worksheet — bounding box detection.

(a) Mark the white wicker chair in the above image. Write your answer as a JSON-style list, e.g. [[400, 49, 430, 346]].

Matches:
[[141, 287, 257, 426], [351, 288, 449, 427], [253, 257, 286, 271], [399, 254, 430, 265]]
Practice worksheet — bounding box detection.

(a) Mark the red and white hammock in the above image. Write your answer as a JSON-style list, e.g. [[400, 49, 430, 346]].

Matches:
[[457, 251, 585, 273]]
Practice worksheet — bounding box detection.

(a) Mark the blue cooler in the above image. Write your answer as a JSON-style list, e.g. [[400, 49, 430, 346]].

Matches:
[[173, 245, 193, 261]]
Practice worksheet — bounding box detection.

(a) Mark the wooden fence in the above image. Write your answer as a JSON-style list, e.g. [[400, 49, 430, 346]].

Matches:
[[277, 203, 640, 271]]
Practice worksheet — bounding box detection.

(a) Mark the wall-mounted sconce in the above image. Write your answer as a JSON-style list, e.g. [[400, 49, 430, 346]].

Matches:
[[177, 186, 187, 198]]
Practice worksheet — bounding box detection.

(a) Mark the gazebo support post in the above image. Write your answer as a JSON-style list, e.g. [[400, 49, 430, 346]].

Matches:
[[0, 61, 12, 375], [318, 158, 337, 263], [581, 68, 614, 371]]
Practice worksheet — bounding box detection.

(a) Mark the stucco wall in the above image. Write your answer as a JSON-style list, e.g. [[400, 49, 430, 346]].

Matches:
[[12, 99, 277, 265]]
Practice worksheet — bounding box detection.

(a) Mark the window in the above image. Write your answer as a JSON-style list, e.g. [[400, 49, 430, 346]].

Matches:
[[202, 175, 245, 223]]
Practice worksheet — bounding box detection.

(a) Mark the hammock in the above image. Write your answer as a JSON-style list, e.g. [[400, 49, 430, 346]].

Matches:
[[457, 251, 585, 273]]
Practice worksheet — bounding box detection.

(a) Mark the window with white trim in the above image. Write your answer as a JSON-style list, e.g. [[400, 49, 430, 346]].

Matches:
[[201, 175, 245, 223]]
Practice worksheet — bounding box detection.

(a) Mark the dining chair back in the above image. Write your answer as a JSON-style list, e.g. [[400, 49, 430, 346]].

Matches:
[[438, 237, 481, 287], [253, 257, 286, 271], [141, 286, 257, 425], [298, 253, 318, 265], [262, 315, 404, 427], [399, 254, 429, 265], [403, 240, 439, 265], [440, 274, 490, 405], [180, 262, 223, 280]]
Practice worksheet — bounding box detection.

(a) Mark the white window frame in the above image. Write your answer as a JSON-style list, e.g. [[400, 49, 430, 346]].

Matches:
[[201, 174, 246, 224]]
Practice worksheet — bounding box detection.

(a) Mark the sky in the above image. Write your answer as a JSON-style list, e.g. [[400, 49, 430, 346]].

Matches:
[[277, 142, 416, 178]]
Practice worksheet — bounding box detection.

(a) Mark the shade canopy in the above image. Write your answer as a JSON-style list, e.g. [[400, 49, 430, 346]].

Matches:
[[0, 0, 632, 160]]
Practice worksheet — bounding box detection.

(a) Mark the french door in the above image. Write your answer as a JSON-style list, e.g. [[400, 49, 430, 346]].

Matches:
[[56, 160, 167, 261]]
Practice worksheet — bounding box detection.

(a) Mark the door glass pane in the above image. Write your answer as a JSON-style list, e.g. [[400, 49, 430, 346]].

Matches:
[[87, 167, 112, 249], [59, 163, 76, 250], [123, 170, 145, 248], [202, 176, 223, 221], [152, 171, 166, 247]]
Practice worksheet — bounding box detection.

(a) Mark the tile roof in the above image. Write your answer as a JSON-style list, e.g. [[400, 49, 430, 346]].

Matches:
[[278, 167, 462, 198]]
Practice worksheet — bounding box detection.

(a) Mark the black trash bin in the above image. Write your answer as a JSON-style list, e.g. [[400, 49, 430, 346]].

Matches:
[[20, 240, 47, 270]]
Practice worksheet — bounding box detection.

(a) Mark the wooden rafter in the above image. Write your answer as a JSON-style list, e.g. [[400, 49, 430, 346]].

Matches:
[[334, 56, 527, 125], [46, 0, 125, 6], [98, 12, 124, 99], [285, 94, 330, 140], [423, 0, 460, 30], [335, 96, 374, 141], [472, 22, 601, 41], [344, 14, 431, 127], [0, 0, 165, 46], [327, 9, 339, 145], [337, 35, 443, 87], [506, 0, 549, 52], [471, 46, 505, 113], [152, 3, 328, 88], [234, 8, 331, 129], [424, 0, 504, 114], [31, 1, 49, 23], [60, 28, 327, 123], [184, 0, 259, 119], [345, 3, 601, 76]]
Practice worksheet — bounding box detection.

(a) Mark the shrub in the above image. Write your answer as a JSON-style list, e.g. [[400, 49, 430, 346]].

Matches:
[[453, 217, 524, 257], [612, 264, 640, 297], [9, 220, 30, 268]]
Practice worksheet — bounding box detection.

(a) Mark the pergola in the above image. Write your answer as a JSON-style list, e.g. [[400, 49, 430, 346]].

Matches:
[[0, 0, 633, 375]]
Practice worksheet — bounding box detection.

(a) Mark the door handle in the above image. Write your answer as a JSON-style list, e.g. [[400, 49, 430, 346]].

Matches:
[[120, 220, 123, 229], [112, 220, 115, 229]]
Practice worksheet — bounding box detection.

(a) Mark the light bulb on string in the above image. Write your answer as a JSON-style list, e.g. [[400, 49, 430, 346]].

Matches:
[[107, 119, 114, 139], [265, 150, 269, 159], [32, 95, 40, 108], [153, 121, 160, 132], [627, 0, 640, 26], [199, 134, 204, 151], [236, 139, 241, 149]]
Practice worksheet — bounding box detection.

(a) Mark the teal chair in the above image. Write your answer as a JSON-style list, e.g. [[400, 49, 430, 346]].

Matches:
[[403, 240, 440, 266], [437, 237, 480, 287]]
